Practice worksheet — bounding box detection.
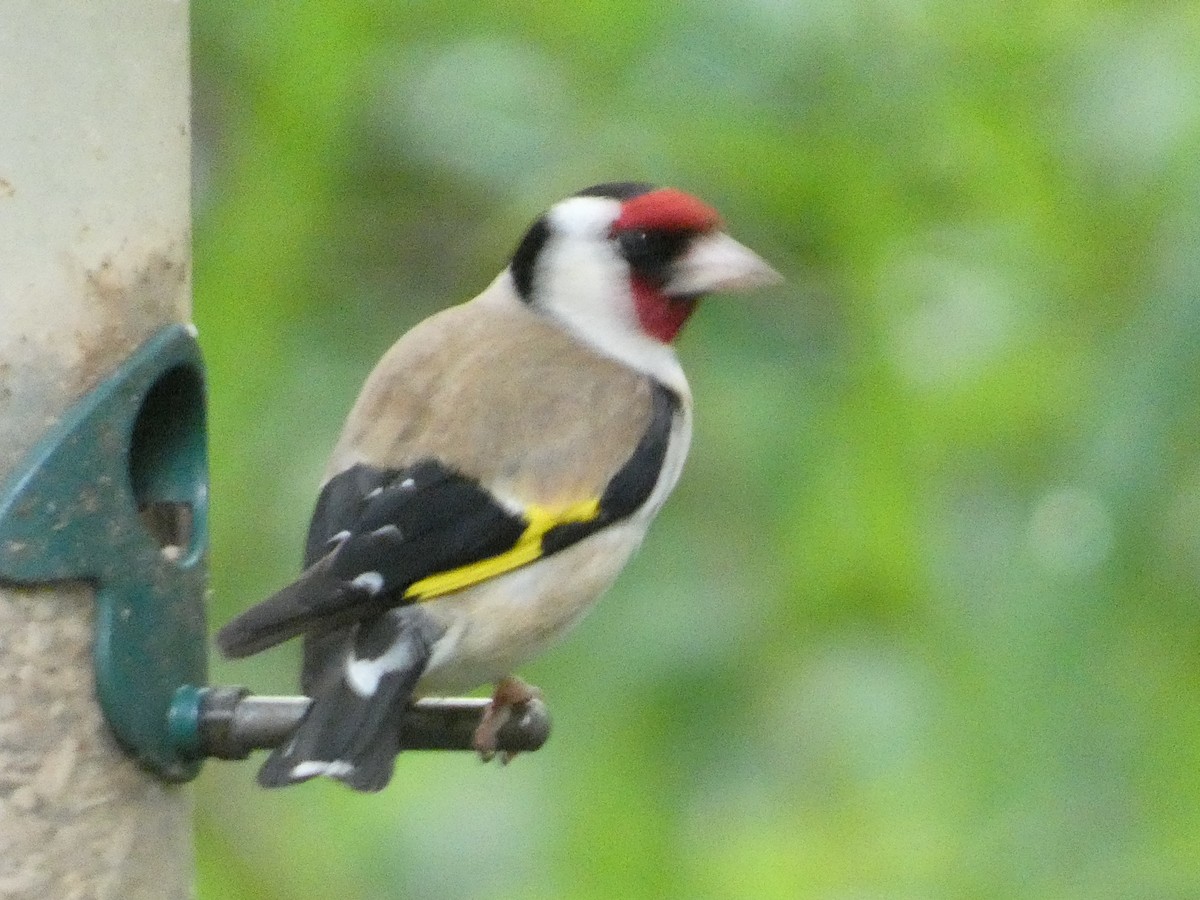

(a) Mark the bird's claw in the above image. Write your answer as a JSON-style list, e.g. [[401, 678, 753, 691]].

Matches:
[[473, 677, 541, 763]]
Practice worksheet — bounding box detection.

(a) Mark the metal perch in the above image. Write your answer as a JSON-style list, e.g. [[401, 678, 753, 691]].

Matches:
[[195, 686, 552, 760]]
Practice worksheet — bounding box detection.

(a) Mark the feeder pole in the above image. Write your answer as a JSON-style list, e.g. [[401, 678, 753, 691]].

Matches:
[[0, 4, 193, 898]]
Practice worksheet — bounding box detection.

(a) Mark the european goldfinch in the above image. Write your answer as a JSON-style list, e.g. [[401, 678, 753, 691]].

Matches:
[[217, 182, 780, 790]]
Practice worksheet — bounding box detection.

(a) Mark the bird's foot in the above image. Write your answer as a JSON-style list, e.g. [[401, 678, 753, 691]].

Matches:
[[474, 676, 542, 764]]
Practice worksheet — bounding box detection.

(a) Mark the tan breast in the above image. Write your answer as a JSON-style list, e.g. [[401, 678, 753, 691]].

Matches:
[[326, 280, 660, 506]]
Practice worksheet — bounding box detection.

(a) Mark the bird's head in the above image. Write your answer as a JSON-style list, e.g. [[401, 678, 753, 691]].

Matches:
[[509, 183, 780, 359]]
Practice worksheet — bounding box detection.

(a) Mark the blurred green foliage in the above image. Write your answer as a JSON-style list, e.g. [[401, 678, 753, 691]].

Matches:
[[192, 1, 1200, 897]]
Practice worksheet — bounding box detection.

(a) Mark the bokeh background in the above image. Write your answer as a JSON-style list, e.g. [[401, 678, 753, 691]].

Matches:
[[192, 2, 1200, 898]]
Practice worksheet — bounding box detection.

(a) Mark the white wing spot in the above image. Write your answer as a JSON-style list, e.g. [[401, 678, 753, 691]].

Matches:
[[346, 637, 417, 697], [366, 486, 384, 499], [371, 524, 401, 539], [291, 760, 354, 780], [351, 571, 385, 594], [400, 477, 415, 489], [327, 529, 352, 546]]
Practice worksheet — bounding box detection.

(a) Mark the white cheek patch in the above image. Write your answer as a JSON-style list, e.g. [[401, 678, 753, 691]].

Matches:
[[537, 248, 690, 392], [541, 197, 633, 332], [548, 196, 622, 237], [530, 198, 685, 391]]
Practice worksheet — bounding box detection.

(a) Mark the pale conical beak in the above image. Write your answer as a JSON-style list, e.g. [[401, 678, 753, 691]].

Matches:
[[664, 231, 783, 297]]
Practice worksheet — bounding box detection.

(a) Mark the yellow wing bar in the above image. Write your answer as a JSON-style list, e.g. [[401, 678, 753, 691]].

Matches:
[[403, 498, 601, 601]]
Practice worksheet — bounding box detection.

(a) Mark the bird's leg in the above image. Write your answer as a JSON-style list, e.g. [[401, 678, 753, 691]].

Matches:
[[474, 676, 542, 763]]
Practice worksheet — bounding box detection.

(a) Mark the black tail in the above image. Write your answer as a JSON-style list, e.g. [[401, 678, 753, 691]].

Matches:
[[216, 557, 377, 659], [256, 611, 435, 791]]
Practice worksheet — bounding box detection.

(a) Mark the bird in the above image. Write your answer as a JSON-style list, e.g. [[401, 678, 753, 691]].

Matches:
[[216, 182, 780, 791]]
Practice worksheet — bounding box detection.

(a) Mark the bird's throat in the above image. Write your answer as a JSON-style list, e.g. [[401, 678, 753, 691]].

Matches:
[[631, 278, 700, 343]]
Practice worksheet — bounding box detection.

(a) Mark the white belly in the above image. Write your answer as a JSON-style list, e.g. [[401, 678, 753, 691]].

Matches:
[[414, 399, 692, 694], [414, 520, 647, 693]]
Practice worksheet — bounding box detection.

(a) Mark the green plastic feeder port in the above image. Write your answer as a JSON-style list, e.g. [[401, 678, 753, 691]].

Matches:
[[0, 324, 209, 782]]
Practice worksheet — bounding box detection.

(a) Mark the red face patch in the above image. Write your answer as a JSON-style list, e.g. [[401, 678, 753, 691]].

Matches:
[[612, 188, 722, 234], [630, 277, 700, 343]]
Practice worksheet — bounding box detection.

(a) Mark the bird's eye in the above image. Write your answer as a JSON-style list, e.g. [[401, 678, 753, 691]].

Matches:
[[618, 229, 650, 258], [617, 228, 692, 285]]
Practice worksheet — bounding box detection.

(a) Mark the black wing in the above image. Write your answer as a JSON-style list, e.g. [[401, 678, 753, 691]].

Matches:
[[215, 382, 679, 659], [215, 460, 524, 658]]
